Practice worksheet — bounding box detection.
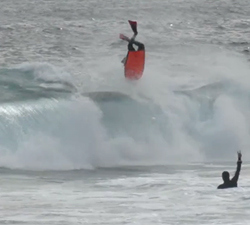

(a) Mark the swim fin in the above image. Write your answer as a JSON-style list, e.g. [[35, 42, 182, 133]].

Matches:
[[128, 20, 138, 35]]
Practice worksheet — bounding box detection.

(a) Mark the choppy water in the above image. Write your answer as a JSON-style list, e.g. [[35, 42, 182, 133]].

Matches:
[[0, 0, 250, 224]]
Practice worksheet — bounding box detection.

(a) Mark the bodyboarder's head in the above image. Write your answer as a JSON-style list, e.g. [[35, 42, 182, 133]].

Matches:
[[222, 171, 230, 182]]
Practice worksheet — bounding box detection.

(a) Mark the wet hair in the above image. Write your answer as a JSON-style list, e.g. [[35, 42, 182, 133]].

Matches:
[[222, 171, 230, 182]]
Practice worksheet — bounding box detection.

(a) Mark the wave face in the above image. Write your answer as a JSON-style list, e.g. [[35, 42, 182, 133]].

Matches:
[[0, 62, 76, 103], [0, 52, 250, 171]]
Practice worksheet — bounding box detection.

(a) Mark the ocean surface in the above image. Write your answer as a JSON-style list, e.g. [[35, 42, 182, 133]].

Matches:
[[0, 0, 250, 224]]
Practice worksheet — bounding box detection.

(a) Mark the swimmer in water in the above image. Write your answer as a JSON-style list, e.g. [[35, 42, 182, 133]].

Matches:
[[217, 151, 242, 189]]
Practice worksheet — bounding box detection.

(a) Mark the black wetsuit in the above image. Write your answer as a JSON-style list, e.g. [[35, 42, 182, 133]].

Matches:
[[122, 39, 145, 65], [217, 160, 242, 189], [128, 39, 145, 51]]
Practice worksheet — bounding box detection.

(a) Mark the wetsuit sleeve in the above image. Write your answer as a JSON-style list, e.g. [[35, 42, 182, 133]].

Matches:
[[132, 40, 145, 50], [231, 160, 242, 183], [128, 39, 145, 51], [128, 42, 135, 51]]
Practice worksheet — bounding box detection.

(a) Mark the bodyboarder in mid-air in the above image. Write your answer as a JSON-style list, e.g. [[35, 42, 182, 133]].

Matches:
[[120, 20, 145, 80]]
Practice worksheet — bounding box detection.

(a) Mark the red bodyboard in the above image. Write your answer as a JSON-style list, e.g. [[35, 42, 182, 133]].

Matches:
[[124, 50, 145, 80]]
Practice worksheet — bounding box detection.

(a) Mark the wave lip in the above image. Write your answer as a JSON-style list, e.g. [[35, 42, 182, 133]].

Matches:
[[0, 62, 76, 103]]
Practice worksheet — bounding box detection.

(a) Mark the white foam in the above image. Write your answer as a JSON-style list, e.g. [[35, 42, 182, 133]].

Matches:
[[0, 47, 250, 170]]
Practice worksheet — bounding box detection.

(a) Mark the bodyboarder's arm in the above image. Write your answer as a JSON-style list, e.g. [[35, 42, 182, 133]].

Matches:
[[231, 151, 242, 183]]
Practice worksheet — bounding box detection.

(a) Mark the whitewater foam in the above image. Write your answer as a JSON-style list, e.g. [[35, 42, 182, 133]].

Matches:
[[0, 47, 250, 170]]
